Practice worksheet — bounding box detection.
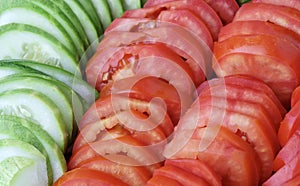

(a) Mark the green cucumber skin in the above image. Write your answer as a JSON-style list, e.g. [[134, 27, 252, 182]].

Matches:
[[0, 23, 81, 77], [77, 0, 103, 35], [1, 60, 98, 107], [0, 75, 74, 141], [0, 0, 78, 58], [0, 119, 53, 185], [106, 0, 125, 19], [0, 88, 68, 152], [29, 0, 88, 55], [91, 0, 113, 29]]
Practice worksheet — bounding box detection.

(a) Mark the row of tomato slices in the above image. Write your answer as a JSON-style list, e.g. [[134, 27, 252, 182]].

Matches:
[[54, 0, 300, 185]]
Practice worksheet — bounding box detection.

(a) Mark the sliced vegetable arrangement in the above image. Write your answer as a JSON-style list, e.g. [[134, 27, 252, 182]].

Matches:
[[2, 0, 300, 185], [0, 0, 143, 185]]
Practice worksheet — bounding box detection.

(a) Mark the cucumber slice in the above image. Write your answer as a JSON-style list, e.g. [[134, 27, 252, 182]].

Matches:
[[64, 0, 99, 44], [0, 118, 53, 184], [90, 0, 113, 29], [122, 0, 141, 10], [0, 62, 37, 78], [0, 139, 48, 186], [0, 75, 74, 141], [0, 0, 77, 58], [0, 89, 68, 151], [0, 116, 67, 182], [106, 0, 125, 19], [0, 157, 37, 186], [29, 0, 88, 56], [4, 60, 99, 108], [0, 23, 81, 77], [77, 0, 103, 34]]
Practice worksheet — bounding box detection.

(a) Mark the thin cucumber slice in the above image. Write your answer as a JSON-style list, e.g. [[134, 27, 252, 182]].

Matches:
[[122, 0, 141, 10], [0, 118, 53, 184], [64, 0, 99, 44], [0, 62, 37, 78], [0, 89, 68, 151], [0, 0, 77, 58], [0, 115, 67, 182], [0, 139, 48, 186], [29, 0, 88, 56], [0, 23, 81, 77], [0, 75, 74, 141], [77, 0, 103, 34], [106, 0, 125, 19], [0, 157, 37, 186], [4, 59, 99, 108], [91, 0, 113, 29]]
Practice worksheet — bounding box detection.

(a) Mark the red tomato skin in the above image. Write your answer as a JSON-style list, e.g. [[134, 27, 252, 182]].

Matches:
[[146, 175, 182, 186], [53, 168, 128, 186], [197, 79, 284, 129], [76, 155, 152, 186], [218, 20, 300, 48], [152, 164, 210, 186], [291, 86, 300, 107], [144, 0, 239, 24], [263, 153, 300, 186], [165, 159, 222, 186], [252, 0, 300, 12], [124, 0, 222, 40], [233, 2, 300, 36], [197, 75, 286, 118], [68, 135, 163, 171], [166, 126, 261, 185], [78, 94, 174, 137], [100, 76, 181, 124], [213, 52, 298, 107], [157, 9, 213, 49], [278, 101, 300, 146], [202, 0, 239, 24], [274, 131, 300, 171], [214, 35, 300, 68]]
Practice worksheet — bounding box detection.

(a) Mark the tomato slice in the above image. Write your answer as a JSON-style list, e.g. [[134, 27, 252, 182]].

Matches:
[[165, 126, 261, 185], [100, 76, 181, 124], [291, 86, 300, 107], [218, 20, 300, 48], [146, 175, 182, 186], [165, 159, 222, 186], [197, 80, 284, 129], [214, 35, 300, 68], [233, 2, 300, 36], [197, 75, 286, 118], [68, 135, 163, 171], [152, 164, 210, 186], [263, 153, 300, 186], [202, 0, 239, 24], [95, 23, 211, 83], [53, 168, 128, 186], [198, 95, 278, 136], [274, 131, 300, 171], [76, 155, 152, 186], [78, 94, 174, 137], [144, 0, 239, 25], [213, 52, 298, 107], [124, 0, 222, 40], [73, 112, 168, 154], [157, 9, 213, 49], [282, 174, 300, 186], [252, 0, 300, 12], [278, 101, 300, 146]]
